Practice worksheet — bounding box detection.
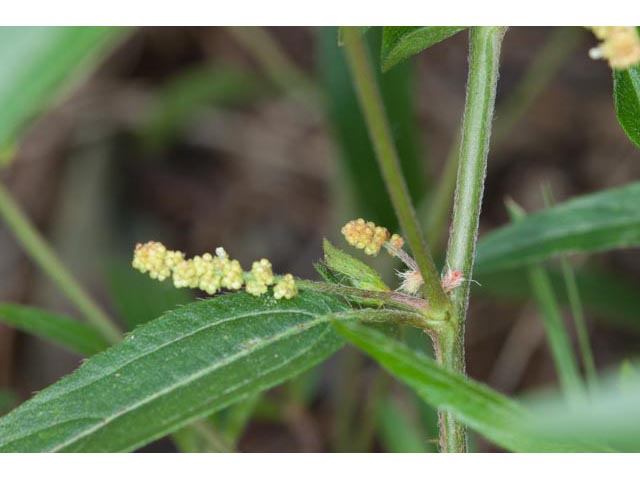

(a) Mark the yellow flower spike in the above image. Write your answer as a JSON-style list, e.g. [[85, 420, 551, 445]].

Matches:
[[589, 26, 640, 70], [132, 241, 184, 281], [273, 274, 298, 300], [193, 254, 222, 295], [341, 218, 390, 256], [132, 242, 296, 299], [221, 259, 244, 290], [172, 259, 199, 289]]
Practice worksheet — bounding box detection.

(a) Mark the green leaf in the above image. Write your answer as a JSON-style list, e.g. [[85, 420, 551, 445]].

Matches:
[[322, 238, 389, 291], [0, 291, 346, 452], [614, 64, 640, 148], [0, 303, 109, 356], [381, 27, 467, 72], [524, 371, 640, 452], [476, 267, 640, 332], [476, 182, 640, 274], [105, 260, 193, 330], [506, 200, 583, 399], [0, 27, 126, 150], [334, 321, 599, 452]]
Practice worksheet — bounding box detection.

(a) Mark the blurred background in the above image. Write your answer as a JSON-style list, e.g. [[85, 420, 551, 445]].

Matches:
[[0, 26, 639, 452]]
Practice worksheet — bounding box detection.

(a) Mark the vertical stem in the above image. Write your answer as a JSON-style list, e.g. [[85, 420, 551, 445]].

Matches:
[[421, 27, 580, 252], [341, 26, 448, 315], [441, 26, 506, 453], [0, 182, 122, 344]]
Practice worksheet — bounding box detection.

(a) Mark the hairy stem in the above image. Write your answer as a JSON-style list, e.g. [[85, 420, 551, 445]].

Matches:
[[422, 27, 580, 251], [440, 26, 506, 453], [341, 26, 448, 315], [0, 182, 121, 343]]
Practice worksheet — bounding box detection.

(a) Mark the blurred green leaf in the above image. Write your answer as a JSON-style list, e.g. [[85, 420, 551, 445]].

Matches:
[[0, 291, 346, 452], [476, 183, 640, 274], [613, 63, 640, 148], [318, 26, 425, 230], [0, 303, 109, 356], [105, 260, 193, 330], [381, 27, 467, 72], [525, 372, 640, 451], [376, 396, 433, 452], [140, 65, 267, 149], [0, 27, 125, 149], [477, 267, 640, 331], [507, 200, 583, 399], [334, 321, 594, 452]]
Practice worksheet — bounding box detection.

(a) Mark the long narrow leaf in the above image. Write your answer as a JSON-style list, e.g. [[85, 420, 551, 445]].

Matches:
[[525, 370, 640, 452], [334, 321, 600, 452], [527, 266, 584, 398], [476, 267, 640, 331], [507, 201, 584, 399], [0, 27, 126, 150], [0, 291, 346, 452], [0, 303, 109, 356], [476, 182, 640, 274]]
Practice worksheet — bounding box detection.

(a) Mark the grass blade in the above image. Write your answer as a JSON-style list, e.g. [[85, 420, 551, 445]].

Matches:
[[507, 200, 584, 400], [560, 257, 598, 391], [0, 303, 109, 356]]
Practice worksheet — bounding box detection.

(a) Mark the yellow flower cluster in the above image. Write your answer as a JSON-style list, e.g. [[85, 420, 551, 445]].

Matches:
[[132, 241, 297, 299], [341, 219, 390, 255], [341, 219, 406, 257], [132, 241, 184, 281], [273, 274, 298, 300], [245, 259, 275, 296], [589, 26, 640, 70]]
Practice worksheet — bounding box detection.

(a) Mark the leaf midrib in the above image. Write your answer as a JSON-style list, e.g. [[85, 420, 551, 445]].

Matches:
[[28, 307, 315, 407], [33, 314, 330, 452]]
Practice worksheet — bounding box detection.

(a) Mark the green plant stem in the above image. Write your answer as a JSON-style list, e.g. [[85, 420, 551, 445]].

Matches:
[[440, 26, 506, 453], [341, 26, 448, 316], [422, 27, 581, 251], [0, 182, 121, 344]]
